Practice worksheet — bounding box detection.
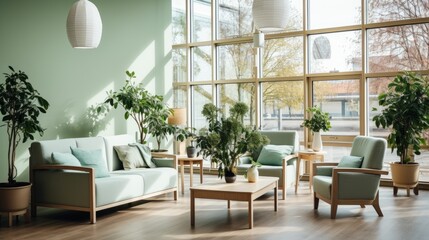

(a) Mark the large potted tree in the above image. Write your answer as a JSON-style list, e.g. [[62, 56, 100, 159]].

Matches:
[[373, 72, 429, 196], [196, 102, 269, 183], [99, 70, 167, 145], [301, 106, 331, 151], [0, 66, 49, 225]]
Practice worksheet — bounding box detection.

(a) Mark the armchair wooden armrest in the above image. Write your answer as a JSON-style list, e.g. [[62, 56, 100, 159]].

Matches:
[[312, 162, 339, 177], [332, 167, 388, 176], [32, 165, 95, 175]]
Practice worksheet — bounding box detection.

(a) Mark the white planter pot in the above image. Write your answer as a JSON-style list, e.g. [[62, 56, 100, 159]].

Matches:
[[247, 167, 259, 183], [312, 132, 322, 152]]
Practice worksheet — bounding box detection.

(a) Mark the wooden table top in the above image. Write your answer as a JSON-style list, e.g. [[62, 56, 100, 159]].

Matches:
[[190, 177, 278, 193]]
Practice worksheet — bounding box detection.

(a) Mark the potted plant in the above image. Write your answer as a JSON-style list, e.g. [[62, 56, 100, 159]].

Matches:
[[146, 101, 176, 152], [196, 102, 269, 183], [373, 72, 429, 196], [176, 127, 197, 157], [301, 106, 331, 151], [0, 66, 49, 225], [99, 70, 166, 144]]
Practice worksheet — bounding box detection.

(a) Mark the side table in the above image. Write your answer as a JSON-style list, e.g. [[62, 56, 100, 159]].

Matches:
[[295, 150, 326, 193], [178, 156, 204, 194]]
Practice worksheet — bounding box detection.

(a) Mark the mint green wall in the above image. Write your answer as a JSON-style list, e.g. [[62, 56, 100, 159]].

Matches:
[[0, 0, 172, 182]]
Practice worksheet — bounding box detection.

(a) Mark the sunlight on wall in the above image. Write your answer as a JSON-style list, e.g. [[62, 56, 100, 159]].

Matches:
[[129, 40, 155, 86], [87, 82, 114, 108]]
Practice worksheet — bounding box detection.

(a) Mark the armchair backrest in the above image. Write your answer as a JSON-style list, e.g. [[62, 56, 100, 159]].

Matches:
[[259, 130, 300, 154], [350, 136, 386, 170]]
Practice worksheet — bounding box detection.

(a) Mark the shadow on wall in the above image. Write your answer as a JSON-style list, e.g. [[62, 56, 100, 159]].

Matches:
[[55, 104, 110, 139]]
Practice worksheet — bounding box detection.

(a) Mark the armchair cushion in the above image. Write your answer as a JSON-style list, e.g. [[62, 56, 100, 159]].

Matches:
[[337, 156, 363, 168], [71, 147, 110, 178], [257, 145, 294, 166], [51, 152, 81, 167], [114, 145, 147, 170]]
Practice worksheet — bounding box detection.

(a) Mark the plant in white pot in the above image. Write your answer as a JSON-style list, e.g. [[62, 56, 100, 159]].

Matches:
[[244, 159, 261, 183], [373, 72, 429, 196], [301, 106, 331, 151], [0, 66, 49, 226], [196, 102, 269, 183]]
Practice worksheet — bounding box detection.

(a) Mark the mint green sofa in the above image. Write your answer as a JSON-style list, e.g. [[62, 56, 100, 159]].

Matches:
[[237, 130, 299, 199], [312, 136, 388, 219], [29, 134, 178, 224]]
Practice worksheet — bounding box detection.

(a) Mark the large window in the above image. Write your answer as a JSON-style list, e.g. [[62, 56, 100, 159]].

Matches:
[[172, 0, 429, 181]]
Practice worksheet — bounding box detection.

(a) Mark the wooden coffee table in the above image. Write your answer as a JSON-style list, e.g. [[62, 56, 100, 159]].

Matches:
[[190, 177, 278, 229]]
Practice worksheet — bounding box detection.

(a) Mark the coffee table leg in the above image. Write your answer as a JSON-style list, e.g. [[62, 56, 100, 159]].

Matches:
[[200, 162, 203, 183], [248, 199, 253, 229], [274, 182, 278, 212], [191, 190, 195, 227], [227, 200, 231, 209]]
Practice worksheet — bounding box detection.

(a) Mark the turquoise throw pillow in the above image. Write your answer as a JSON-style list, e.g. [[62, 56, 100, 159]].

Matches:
[[51, 152, 81, 167], [257, 145, 294, 166], [338, 155, 363, 168], [70, 147, 110, 178]]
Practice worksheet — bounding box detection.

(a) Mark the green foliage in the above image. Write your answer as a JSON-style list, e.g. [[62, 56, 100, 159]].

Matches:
[[0, 66, 50, 183], [196, 102, 269, 179], [175, 126, 197, 146], [99, 70, 172, 145], [301, 106, 331, 132], [146, 103, 176, 151], [373, 72, 429, 164]]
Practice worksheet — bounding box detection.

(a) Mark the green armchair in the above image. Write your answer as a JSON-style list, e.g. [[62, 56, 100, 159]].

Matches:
[[237, 130, 299, 200], [312, 136, 388, 219]]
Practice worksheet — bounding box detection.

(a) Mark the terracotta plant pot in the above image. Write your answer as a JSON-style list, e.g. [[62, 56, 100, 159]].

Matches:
[[390, 162, 419, 196], [0, 182, 32, 226]]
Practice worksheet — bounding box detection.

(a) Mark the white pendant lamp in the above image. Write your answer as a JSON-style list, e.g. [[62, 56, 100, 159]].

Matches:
[[252, 0, 289, 33], [67, 0, 102, 49]]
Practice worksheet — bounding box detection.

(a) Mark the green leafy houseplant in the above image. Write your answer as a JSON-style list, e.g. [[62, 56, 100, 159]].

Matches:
[[99, 70, 170, 144], [176, 127, 198, 157], [373, 72, 429, 164], [301, 106, 331, 132], [196, 102, 269, 180], [147, 103, 176, 151], [0, 66, 49, 184]]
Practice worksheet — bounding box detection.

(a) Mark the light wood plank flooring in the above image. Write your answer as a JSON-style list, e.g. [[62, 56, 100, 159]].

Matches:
[[1, 174, 429, 240]]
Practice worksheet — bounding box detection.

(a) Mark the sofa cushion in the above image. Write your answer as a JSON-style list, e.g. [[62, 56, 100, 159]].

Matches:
[[338, 155, 363, 168], [112, 168, 177, 195], [257, 145, 294, 166], [131, 143, 157, 168], [103, 134, 136, 171], [51, 152, 81, 167], [71, 147, 110, 178], [94, 173, 144, 207], [114, 145, 147, 169]]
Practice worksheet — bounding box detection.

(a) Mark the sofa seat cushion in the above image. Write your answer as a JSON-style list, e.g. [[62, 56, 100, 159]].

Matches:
[[94, 174, 144, 207], [112, 167, 177, 195], [313, 175, 332, 200]]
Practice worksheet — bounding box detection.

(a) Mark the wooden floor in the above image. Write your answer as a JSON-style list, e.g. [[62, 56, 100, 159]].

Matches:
[[1, 174, 429, 240]]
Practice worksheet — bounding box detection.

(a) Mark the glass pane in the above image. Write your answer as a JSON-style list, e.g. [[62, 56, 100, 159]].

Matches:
[[308, 0, 361, 29], [172, 0, 186, 44], [192, 85, 212, 129], [368, 0, 429, 23], [368, 77, 392, 138], [192, 0, 211, 42], [173, 85, 187, 108], [309, 31, 362, 73], [312, 80, 360, 136], [192, 46, 212, 81], [261, 81, 304, 140], [173, 48, 186, 83], [218, 83, 256, 126], [264, 0, 304, 33], [218, 0, 252, 39], [263, 37, 304, 77], [217, 43, 253, 80], [367, 24, 429, 73]]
